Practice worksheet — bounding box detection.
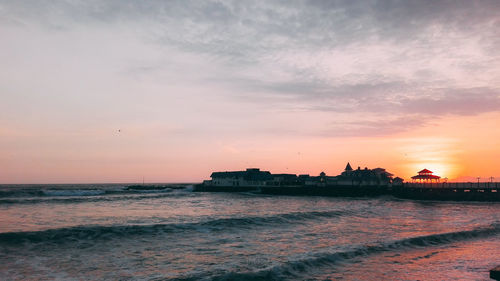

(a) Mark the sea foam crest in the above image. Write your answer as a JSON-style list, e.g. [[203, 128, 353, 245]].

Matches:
[[0, 192, 191, 205], [0, 185, 188, 199], [0, 210, 347, 244], [42, 189, 106, 197]]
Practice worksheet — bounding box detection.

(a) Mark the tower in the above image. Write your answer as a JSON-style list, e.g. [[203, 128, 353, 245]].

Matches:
[[345, 162, 353, 171]]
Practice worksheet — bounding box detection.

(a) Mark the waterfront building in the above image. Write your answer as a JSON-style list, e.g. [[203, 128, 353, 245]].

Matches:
[[202, 163, 396, 190], [337, 163, 394, 186], [269, 174, 299, 186], [304, 172, 338, 186], [393, 177, 404, 186], [411, 169, 441, 182], [208, 168, 272, 187]]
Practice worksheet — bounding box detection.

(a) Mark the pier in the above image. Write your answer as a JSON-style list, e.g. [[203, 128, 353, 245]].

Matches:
[[393, 183, 499, 202], [258, 183, 500, 201], [198, 166, 500, 201], [404, 182, 500, 189]]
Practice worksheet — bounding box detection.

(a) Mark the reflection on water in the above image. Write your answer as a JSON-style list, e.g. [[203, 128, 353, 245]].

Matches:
[[0, 187, 499, 280]]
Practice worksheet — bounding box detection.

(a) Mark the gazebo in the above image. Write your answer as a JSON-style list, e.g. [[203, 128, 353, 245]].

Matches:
[[411, 169, 441, 183]]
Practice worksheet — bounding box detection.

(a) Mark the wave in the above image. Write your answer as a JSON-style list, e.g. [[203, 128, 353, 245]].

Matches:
[[42, 189, 107, 196], [0, 187, 195, 205], [0, 190, 45, 198], [194, 223, 500, 281], [0, 210, 347, 245], [0, 191, 193, 205], [0, 185, 192, 199]]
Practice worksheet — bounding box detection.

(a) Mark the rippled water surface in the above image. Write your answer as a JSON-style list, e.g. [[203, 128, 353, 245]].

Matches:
[[0, 184, 499, 280]]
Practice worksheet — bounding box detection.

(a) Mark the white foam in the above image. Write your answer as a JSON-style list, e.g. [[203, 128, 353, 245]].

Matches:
[[133, 189, 173, 193], [43, 190, 106, 197]]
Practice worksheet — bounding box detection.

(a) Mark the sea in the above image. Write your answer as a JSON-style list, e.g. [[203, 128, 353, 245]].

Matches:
[[0, 184, 499, 281]]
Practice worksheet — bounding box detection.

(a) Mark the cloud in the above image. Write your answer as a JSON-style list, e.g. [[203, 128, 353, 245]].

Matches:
[[3, 1, 499, 52], [1, 0, 500, 138], [314, 86, 500, 137], [320, 115, 425, 137], [400, 88, 500, 116]]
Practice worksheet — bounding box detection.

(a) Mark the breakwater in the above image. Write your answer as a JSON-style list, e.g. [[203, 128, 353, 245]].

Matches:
[[195, 183, 500, 202], [393, 184, 499, 201], [260, 185, 390, 197], [265, 184, 500, 201]]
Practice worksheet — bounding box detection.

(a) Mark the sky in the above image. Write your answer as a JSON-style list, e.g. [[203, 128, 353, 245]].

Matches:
[[1, 0, 500, 183]]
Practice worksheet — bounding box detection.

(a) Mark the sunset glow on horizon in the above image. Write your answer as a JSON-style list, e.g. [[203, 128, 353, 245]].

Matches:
[[1, 1, 500, 184]]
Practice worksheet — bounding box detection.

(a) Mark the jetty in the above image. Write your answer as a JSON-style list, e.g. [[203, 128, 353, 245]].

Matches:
[[195, 164, 500, 201], [394, 183, 499, 201], [259, 184, 499, 201]]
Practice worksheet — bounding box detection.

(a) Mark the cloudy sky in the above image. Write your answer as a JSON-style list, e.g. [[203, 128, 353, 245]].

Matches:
[[1, 0, 500, 183]]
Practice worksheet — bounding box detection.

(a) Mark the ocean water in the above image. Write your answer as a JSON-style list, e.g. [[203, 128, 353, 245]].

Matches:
[[0, 184, 499, 280]]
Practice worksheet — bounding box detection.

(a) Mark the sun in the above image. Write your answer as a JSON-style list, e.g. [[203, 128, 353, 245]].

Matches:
[[398, 137, 462, 181]]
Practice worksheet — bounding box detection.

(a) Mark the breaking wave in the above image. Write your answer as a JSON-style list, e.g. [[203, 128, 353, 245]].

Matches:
[[0, 192, 193, 205], [42, 189, 107, 197], [0, 190, 45, 198], [0, 186, 195, 205], [0, 210, 347, 244], [0, 185, 192, 199], [191, 223, 500, 281]]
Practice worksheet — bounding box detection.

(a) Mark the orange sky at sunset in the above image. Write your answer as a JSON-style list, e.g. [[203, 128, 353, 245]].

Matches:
[[1, 1, 500, 183], [2, 111, 499, 183]]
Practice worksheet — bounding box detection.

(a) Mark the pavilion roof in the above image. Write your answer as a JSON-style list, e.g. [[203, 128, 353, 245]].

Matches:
[[411, 174, 441, 180], [418, 169, 433, 174]]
